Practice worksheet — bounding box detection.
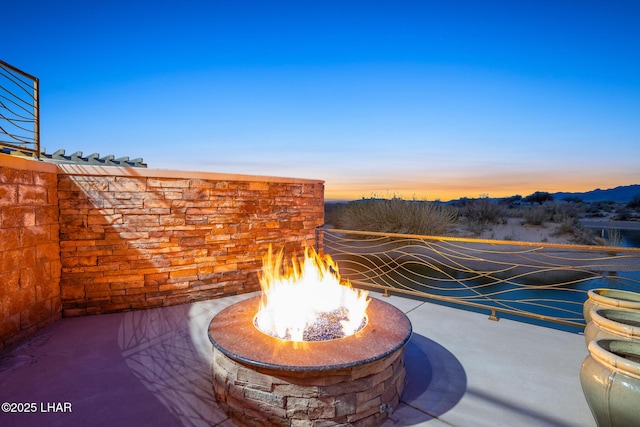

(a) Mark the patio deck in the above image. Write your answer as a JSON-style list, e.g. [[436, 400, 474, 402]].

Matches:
[[0, 292, 594, 427]]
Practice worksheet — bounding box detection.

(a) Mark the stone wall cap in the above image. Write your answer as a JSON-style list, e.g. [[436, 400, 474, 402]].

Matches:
[[57, 164, 325, 184], [0, 152, 59, 173]]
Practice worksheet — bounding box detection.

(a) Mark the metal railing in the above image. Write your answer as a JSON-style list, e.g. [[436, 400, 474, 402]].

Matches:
[[317, 227, 640, 330], [0, 59, 40, 158]]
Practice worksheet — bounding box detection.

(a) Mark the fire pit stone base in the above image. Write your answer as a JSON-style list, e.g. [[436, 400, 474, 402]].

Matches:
[[213, 345, 406, 426], [209, 296, 412, 427]]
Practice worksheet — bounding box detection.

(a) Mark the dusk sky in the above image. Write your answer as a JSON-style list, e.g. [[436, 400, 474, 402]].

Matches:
[[3, 1, 639, 201]]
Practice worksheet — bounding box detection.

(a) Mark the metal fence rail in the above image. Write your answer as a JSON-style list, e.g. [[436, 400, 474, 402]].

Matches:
[[0, 59, 40, 158], [317, 227, 640, 330]]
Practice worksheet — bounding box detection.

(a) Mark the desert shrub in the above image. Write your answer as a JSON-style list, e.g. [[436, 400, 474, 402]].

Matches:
[[603, 228, 623, 247], [627, 194, 640, 209], [504, 206, 523, 218], [464, 219, 487, 236], [523, 206, 550, 225], [500, 195, 523, 208], [613, 206, 632, 221], [555, 218, 578, 235], [563, 196, 584, 203], [571, 227, 601, 245], [547, 202, 580, 223], [523, 191, 554, 205], [334, 197, 458, 236], [585, 202, 606, 217], [519, 201, 580, 225], [460, 198, 507, 225], [592, 201, 617, 212], [324, 203, 347, 227], [573, 228, 621, 248]]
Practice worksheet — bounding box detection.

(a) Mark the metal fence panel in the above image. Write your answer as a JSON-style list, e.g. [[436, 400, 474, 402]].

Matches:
[[318, 227, 640, 331], [0, 59, 40, 158]]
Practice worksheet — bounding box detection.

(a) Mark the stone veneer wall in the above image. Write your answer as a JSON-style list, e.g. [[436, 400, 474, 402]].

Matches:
[[212, 347, 406, 426], [0, 157, 324, 349], [57, 165, 324, 316], [0, 156, 61, 350]]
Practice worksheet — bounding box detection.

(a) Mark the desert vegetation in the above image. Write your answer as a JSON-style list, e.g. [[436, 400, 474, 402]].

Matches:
[[457, 196, 508, 234], [324, 196, 457, 236], [325, 191, 640, 246]]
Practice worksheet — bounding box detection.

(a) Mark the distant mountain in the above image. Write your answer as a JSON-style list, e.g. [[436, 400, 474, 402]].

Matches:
[[553, 184, 640, 203], [326, 184, 640, 205]]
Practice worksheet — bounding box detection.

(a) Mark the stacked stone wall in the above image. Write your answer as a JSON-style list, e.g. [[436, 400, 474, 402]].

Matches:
[[212, 347, 406, 426], [1, 157, 324, 347], [57, 166, 324, 316], [0, 157, 61, 350]]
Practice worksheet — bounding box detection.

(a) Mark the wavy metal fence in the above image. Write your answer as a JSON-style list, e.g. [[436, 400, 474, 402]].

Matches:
[[0, 59, 40, 158], [317, 227, 640, 331]]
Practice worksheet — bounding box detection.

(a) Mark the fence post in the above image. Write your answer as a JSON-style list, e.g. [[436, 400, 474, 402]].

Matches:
[[315, 226, 324, 255], [33, 76, 40, 158]]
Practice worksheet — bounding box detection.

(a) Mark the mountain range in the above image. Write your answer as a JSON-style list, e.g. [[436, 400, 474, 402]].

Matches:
[[327, 184, 640, 205], [552, 184, 640, 203]]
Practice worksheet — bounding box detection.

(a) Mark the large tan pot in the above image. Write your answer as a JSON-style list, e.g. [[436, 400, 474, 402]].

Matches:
[[584, 308, 640, 345], [580, 339, 640, 427], [583, 289, 640, 323]]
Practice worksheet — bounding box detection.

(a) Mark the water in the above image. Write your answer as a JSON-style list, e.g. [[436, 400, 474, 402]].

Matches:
[[620, 229, 640, 248], [588, 227, 640, 248]]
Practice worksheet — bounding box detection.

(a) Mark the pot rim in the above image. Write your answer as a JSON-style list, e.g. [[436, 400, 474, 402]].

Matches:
[[588, 289, 640, 309], [590, 307, 640, 339], [588, 339, 640, 380]]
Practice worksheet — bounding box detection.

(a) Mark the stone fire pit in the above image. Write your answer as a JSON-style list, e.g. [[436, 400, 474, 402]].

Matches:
[[208, 296, 412, 426]]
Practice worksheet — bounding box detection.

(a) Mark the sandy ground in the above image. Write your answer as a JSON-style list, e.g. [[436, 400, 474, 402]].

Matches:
[[449, 216, 640, 245], [448, 217, 573, 244]]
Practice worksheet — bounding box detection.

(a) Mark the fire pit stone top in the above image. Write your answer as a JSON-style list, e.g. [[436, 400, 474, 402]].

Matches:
[[208, 296, 412, 372]]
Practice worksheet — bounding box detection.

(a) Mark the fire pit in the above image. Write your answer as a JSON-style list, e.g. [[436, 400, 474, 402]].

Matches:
[[209, 296, 411, 426], [208, 247, 412, 426]]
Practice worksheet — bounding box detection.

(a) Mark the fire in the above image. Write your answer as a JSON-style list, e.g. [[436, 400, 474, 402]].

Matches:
[[255, 246, 370, 342]]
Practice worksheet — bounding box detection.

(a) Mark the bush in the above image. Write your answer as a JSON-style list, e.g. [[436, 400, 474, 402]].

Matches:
[[324, 203, 346, 227], [571, 227, 601, 245], [603, 228, 623, 247], [520, 201, 580, 226], [548, 202, 580, 223], [523, 191, 554, 205], [614, 206, 632, 221], [331, 197, 458, 236], [563, 196, 584, 203], [593, 201, 617, 212], [628, 194, 640, 209], [555, 218, 578, 235], [523, 206, 549, 225], [460, 198, 506, 225], [499, 195, 523, 207], [585, 203, 606, 218]]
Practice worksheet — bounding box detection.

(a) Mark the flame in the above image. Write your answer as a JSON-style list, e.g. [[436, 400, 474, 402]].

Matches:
[[255, 246, 370, 342]]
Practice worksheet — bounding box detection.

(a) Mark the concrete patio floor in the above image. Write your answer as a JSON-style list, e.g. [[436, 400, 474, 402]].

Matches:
[[0, 292, 594, 427]]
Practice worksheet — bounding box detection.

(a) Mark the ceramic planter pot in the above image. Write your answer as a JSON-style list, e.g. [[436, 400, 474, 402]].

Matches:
[[580, 339, 640, 427], [584, 308, 640, 345], [583, 289, 640, 323]]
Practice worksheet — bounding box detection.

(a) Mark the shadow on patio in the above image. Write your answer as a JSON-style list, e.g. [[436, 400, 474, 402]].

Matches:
[[0, 292, 594, 427]]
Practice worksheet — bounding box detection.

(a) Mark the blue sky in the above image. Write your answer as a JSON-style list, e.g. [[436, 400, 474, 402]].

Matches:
[[3, 0, 639, 201]]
